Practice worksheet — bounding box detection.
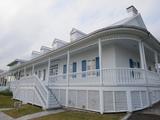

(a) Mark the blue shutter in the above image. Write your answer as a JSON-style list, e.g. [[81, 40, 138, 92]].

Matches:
[[63, 65, 67, 74], [82, 60, 86, 71], [82, 60, 86, 78], [96, 57, 100, 69], [137, 62, 140, 68], [73, 62, 77, 73], [129, 59, 134, 68]]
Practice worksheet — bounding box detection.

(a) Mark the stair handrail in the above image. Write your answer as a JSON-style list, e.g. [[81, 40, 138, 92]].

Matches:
[[33, 75, 49, 108]]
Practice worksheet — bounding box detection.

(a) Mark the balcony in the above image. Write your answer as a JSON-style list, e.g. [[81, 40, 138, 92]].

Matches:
[[48, 68, 160, 87]]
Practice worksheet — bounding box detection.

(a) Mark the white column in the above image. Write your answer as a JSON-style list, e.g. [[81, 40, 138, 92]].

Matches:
[[98, 39, 104, 114], [154, 51, 159, 73], [46, 57, 51, 108], [139, 41, 151, 106], [139, 41, 147, 69], [127, 90, 132, 112], [17, 69, 20, 80], [3, 77, 5, 86], [0, 76, 2, 86], [47, 58, 51, 82], [32, 65, 35, 75], [24, 67, 26, 77], [66, 50, 70, 106], [2, 77, 4, 86]]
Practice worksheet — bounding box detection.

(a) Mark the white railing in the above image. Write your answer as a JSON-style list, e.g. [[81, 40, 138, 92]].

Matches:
[[48, 68, 160, 86], [49, 74, 67, 85], [69, 70, 100, 85], [146, 70, 160, 85], [102, 68, 146, 85]]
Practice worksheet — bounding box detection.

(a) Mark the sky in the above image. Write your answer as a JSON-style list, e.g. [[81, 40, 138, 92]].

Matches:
[[0, 0, 160, 70]]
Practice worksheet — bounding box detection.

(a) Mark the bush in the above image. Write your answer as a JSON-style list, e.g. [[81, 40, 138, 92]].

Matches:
[[0, 89, 13, 96]]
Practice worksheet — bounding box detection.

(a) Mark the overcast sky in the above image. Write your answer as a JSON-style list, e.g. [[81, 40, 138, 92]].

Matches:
[[0, 0, 160, 70]]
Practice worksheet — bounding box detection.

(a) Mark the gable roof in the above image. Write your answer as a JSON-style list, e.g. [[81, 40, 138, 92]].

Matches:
[[70, 28, 87, 35], [112, 13, 146, 29]]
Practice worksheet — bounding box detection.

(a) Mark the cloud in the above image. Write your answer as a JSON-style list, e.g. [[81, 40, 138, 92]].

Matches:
[[0, 0, 160, 69]]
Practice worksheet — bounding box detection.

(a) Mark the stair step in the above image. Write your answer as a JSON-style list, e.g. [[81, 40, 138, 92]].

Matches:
[[48, 104, 60, 108]]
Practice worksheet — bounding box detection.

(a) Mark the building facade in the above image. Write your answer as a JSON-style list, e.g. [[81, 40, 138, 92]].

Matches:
[[1, 6, 160, 114]]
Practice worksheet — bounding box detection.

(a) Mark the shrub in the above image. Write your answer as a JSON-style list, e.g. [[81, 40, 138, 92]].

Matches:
[[0, 89, 13, 96]]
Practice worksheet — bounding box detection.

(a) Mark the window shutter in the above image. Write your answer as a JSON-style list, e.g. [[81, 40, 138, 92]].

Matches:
[[137, 62, 140, 68], [73, 62, 77, 73], [82, 60, 86, 71], [129, 59, 134, 68], [96, 57, 100, 69], [63, 65, 67, 74]]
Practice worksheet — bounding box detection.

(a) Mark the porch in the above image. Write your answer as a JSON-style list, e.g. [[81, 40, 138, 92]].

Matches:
[[9, 32, 160, 114]]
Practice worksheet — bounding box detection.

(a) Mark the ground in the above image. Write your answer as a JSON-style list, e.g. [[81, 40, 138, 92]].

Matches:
[[0, 90, 43, 118], [3, 104, 43, 118], [32, 110, 125, 120], [128, 113, 160, 120]]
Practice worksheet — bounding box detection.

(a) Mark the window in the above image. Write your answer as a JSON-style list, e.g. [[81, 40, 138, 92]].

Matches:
[[82, 60, 86, 77], [43, 69, 46, 81], [50, 64, 58, 76]]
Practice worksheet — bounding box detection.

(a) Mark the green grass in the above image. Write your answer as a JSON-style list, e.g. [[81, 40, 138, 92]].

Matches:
[[0, 94, 15, 108], [3, 104, 43, 118], [32, 110, 125, 120]]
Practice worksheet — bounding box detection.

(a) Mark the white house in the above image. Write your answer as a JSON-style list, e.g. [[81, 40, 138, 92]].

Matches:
[[1, 6, 160, 114]]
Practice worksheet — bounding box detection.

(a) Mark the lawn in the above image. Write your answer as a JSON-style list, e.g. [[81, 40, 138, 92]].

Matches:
[[0, 95, 16, 108], [32, 110, 125, 120], [0, 90, 15, 108], [3, 104, 43, 118]]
